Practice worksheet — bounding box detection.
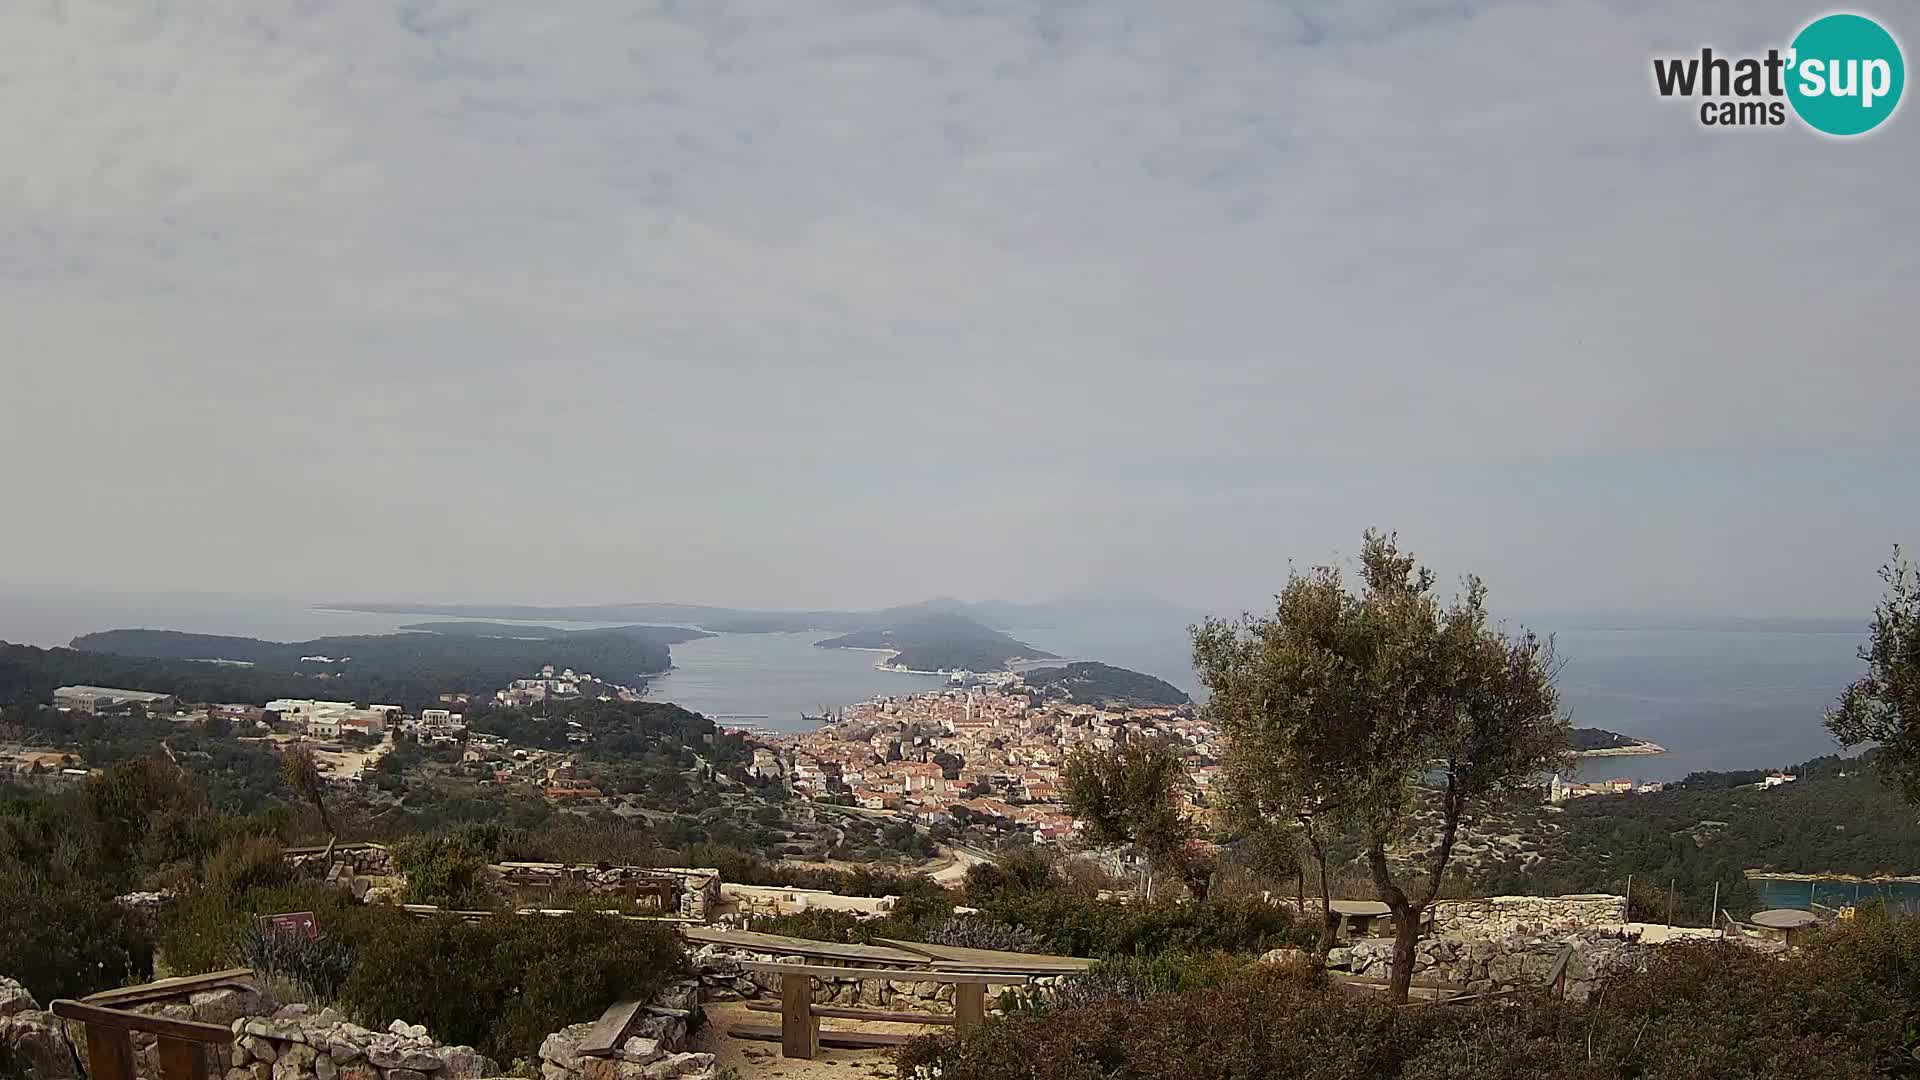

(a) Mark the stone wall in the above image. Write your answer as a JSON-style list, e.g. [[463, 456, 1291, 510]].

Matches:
[[491, 864, 721, 922], [2, 977, 79, 1079], [285, 843, 397, 878], [0, 977, 272, 1080], [1329, 928, 1649, 1001], [690, 945, 1056, 1014], [228, 1006, 497, 1080], [536, 980, 716, 1080], [1428, 894, 1627, 938]]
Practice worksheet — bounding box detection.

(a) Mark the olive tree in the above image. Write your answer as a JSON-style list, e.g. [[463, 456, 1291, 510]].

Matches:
[[1200, 531, 1568, 1001], [1195, 592, 1356, 960], [1062, 739, 1192, 900], [1827, 547, 1920, 804]]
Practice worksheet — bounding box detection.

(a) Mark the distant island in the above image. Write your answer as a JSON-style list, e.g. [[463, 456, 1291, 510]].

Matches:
[[1020, 661, 1191, 708], [320, 587, 1197, 638], [34, 626, 688, 708], [1571, 726, 1666, 756], [398, 621, 713, 644], [814, 613, 1056, 673]]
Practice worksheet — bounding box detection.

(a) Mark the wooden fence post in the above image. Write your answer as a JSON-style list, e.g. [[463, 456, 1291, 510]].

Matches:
[[955, 982, 987, 1032], [780, 973, 818, 1060], [84, 1025, 137, 1080], [156, 1036, 209, 1080]]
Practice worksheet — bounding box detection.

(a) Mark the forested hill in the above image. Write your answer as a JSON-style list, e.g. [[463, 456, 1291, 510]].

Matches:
[[1, 625, 680, 708], [814, 613, 1056, 672], [1020, 662, 1191, 707], [1571, 727, 1648, 751], [1477, 750, 1920, 924]]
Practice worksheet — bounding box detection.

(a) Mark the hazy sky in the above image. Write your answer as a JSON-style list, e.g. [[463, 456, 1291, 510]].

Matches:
[[4, 0, 1915, 617]]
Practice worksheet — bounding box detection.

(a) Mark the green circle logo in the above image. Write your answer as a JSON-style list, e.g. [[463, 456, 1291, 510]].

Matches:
[[1787, 13, 1905, 136]]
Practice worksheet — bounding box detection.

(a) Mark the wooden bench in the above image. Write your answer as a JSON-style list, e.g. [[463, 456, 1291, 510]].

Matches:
[[50, 1000, 232, 1080], [728, 962, 1030, 1060]]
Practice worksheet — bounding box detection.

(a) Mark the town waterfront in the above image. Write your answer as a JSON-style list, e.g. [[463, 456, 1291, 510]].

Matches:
[[0, 590, 1870, 781]]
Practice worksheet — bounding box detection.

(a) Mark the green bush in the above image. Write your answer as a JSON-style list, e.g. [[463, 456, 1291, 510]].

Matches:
[[978, 891, 1311, 958], [235, 921, 357, 1002], [0, 874, 154, 1000], [903, 920, 1920, 1080], [924, 916, 1044, 954], [204, 834, 292, 898], [156, 881, 389, 976], [339, 912, 687, 1061], [1012, 952, 1254, 1014], [962, 849, 1059, 904], [393, 834, 497, 909]]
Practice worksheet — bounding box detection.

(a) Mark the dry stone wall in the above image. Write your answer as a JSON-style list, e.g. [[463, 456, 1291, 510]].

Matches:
[[285, 844, 397, 877], [491, 865, 721, 921], [690, 945, 1056, 1014], [228, 1006, 499, 1080], [1428, 894, 1627, 938], [536, 980, 715, 1080], [0, 978, 272, 1080], [1, 977, 80, 1080], [1329, 928, 1649, 1001]]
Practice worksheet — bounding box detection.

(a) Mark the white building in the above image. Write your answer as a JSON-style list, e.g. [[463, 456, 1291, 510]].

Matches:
[[266, 699, 357, 732], [416, 708, 466, 740]]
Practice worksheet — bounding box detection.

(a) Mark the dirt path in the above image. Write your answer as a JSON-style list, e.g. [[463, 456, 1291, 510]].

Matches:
[[929, 844, 987, 886]]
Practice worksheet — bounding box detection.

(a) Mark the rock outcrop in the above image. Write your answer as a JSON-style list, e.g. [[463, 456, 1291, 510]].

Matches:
[[0, 978, 80, 1080]]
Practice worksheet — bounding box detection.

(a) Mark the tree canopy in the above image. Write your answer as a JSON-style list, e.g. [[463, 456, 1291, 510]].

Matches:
[[1827, 547, 1920, 805], [1195, 530, 1568, 1001], [1062, 740, 1192, 896]]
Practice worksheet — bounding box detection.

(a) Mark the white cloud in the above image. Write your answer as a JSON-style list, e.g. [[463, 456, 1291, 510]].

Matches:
[[1, 0, 1914, 612]]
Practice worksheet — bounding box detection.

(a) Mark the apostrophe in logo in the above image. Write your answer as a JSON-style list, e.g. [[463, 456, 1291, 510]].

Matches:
[[1786, 13, 1904, 135], [1651, 12, 1904, 136]]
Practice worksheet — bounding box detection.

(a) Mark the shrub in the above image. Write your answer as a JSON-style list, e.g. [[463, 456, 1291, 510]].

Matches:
[[235, 921, 356, 1002], [904, 922, 1920, 1080], [393, 835, 497, 910], [747, 909, 888, 945], [962, 849, 1058, 904], [339, 912, 687, 1061], [977, 891, 1310, 958], [924, 916, 1044, 954], [0, 874, 154, 1000], [204, 834, 292, 898], [156, 881, 390, 976]]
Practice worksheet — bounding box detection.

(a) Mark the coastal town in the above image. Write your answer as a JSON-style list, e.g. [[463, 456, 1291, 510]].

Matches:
[[11, 660, 1818, 851], [747, 679, 1220, 843]]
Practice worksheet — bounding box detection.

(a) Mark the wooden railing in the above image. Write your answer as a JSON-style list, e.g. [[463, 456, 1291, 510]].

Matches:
[[49, 1000, 231, 1080]]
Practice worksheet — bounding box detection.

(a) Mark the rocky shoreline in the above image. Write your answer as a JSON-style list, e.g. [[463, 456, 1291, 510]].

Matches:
[[1575, 740, 1665, 758]]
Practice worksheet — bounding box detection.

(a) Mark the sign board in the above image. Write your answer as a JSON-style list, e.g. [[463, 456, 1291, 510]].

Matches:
[[258, 911, 319, 941]]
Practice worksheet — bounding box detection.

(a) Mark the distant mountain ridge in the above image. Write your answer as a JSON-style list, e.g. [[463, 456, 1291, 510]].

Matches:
[[323, 585, 1197, 636]]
